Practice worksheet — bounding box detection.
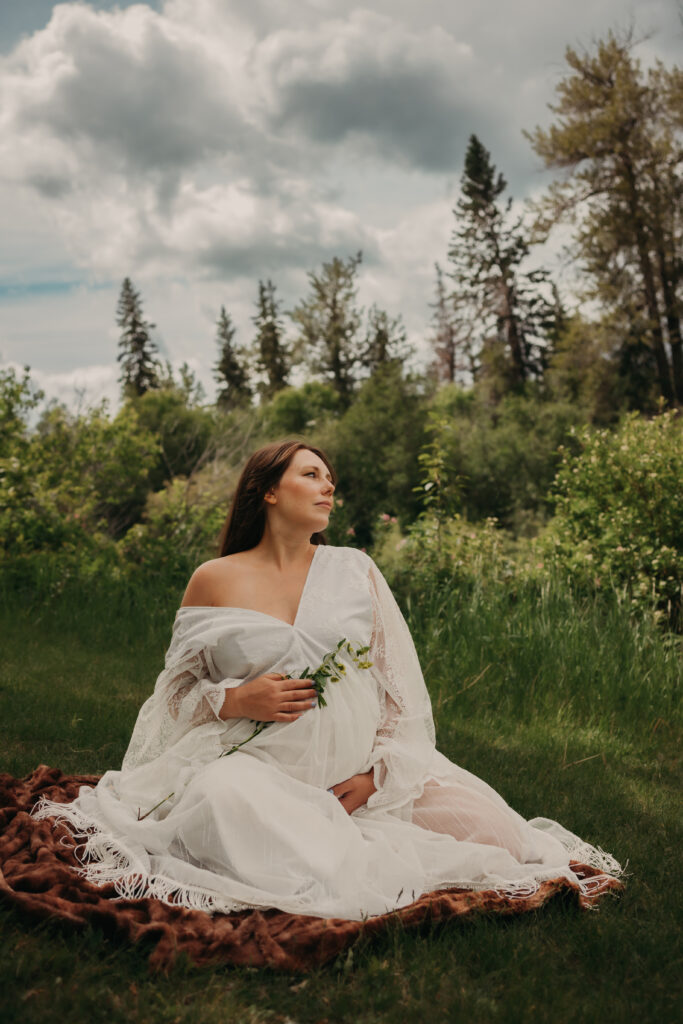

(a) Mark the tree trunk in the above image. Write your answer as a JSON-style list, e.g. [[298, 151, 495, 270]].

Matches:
[[503, 280, 526, 385], [654, 243, 683, 404], [622, 155, 675, 404]]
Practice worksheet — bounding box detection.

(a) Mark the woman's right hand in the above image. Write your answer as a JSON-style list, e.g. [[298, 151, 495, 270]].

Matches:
[[219, 673, 317, 723]]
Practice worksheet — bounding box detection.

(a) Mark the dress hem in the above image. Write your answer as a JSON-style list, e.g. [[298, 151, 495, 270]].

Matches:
[[31, 795, 626, 921]]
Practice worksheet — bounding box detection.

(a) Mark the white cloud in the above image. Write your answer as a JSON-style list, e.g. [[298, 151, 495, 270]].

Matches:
[[2, 4, 396, 291], [1, 3, 249, 184], [1, 358, 121, 417], [0, 0, 680, 410], [252, 8, 475, 169]]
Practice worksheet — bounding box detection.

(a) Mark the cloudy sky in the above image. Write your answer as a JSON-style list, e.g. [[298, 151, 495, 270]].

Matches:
[[1, 1, 681, 413]]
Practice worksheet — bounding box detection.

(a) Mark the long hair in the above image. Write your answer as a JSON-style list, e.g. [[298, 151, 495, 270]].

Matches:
[[217, 439, 338, 557]]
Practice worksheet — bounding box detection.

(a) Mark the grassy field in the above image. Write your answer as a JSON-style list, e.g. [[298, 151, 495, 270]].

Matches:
[[1, 577, 681, 1024]]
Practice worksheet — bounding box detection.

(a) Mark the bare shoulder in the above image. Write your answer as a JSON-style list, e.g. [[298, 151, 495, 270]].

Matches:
[[180, 554, 250, 607], [179, 558, 224, 607]]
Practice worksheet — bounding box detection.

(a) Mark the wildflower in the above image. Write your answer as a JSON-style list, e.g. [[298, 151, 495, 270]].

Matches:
[[346, 526, 356, 536], [380, 513, 391, 523]]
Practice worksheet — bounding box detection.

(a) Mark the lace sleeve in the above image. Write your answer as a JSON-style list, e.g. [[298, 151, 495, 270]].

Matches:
[[121, 634, 243, 773], [359, 554, 436, 815], [163, 647, 234, 729]]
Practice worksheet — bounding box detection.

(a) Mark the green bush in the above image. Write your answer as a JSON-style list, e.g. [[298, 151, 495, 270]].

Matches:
[[131, 385, 217, 491], [315, 363, 428, 546], [0, 365, 44, 458], [0, 401, 159, 551], [116, 476, 226, 586], [370, 512, 518, 597], [421, 384, 584, 534], [542, 410, 683, 627], [257, 381, 342, 436]]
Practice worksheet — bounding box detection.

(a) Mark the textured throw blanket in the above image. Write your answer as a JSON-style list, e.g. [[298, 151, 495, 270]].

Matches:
[[0, 766, 623, 972]]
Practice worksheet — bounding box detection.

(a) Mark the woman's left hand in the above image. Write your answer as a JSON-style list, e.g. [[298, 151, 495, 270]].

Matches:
[[329, 770, 377, 814]]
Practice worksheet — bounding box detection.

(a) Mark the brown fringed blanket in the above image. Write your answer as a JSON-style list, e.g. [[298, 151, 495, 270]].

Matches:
[[0, 766, 623, 972]]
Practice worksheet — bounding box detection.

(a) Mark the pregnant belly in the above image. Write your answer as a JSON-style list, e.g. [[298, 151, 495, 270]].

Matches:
[[220, 673, 382, 789]]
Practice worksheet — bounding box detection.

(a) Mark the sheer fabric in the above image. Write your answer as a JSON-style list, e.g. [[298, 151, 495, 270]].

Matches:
[[32, 544, 623, 919]]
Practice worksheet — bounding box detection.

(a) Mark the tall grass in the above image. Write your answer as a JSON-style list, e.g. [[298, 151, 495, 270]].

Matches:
[[1, 570, 681, 1023], [407, 576, 681, 742]]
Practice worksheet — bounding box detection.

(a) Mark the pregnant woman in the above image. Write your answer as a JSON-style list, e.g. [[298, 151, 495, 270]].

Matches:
[[33, 440, 623, 919]]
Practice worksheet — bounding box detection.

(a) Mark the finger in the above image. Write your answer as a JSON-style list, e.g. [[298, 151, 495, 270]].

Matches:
[[276, 697, 315, 713], [282, 700, 315, 713], [273, 711, 304, 723], [287, 677, 317, 688], [281, 689, 317, 703]]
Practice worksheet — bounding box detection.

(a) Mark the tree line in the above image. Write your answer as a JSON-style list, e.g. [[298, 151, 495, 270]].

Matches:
[[117, 252, 410, 411], [115, 32, 681, 422]]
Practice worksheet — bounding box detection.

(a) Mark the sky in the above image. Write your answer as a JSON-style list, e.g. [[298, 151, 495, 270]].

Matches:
[[1, 0, 681, 415]]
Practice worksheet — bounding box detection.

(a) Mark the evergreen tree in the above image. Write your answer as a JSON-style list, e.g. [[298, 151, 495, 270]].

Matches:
[[527, 31, 683, 405], [177, 361, 206, 408], [289, 252, 364, 406], [448, 135, 556, 391], [252, 280, 290, 399], [360, 304, 412, 376], [428, 262, 475, 385], [116, 277, 160, 399], [213, 306, 252, 411]]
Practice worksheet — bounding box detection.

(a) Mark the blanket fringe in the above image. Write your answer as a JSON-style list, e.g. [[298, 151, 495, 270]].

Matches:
[[31, 796, 256, 915], [31, 794, 624, 918]]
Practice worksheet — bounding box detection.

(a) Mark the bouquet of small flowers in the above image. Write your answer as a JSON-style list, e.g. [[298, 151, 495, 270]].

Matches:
[[137, 638, 372, 820], [220, 637, 372, 756]]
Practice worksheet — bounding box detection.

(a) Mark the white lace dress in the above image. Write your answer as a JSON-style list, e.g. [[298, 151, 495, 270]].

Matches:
[[33, 544, 623, 919]]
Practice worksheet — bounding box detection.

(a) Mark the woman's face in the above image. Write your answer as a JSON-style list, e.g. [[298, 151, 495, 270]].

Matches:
[[265, 449, 335, 531]]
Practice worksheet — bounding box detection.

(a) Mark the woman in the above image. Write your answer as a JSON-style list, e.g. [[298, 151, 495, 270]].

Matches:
[[34, 440, 623, 920]]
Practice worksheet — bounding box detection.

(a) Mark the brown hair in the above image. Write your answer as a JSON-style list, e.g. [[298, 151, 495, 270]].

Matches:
[[217, 439, 338, 557]]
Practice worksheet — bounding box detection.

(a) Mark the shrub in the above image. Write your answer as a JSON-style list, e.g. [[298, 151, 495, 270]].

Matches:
[[0, 365, 44, 458], [131, 386, 217, 491], [428, 384, 584, 535], [116, 476, 226, 586], [315, 363, 428, 546], [370, 512, 518, 597], [0, 401, 159, 551], [541, 410, 683, 628], [257, 381, 342, 436]]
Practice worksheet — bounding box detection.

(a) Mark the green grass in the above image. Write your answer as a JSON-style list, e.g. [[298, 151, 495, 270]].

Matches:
[[1, 577, 681, 1023]]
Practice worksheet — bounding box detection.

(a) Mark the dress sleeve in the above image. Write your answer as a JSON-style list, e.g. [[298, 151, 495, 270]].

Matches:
[[121, 620, 243, 773], [359, 553, 436, 814], [163, 647, 237, 729]]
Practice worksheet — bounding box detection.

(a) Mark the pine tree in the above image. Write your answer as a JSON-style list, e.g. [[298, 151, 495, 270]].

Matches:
[[527, 31, 683, 405], [448, 135, 556, 391], [428, 262, 476, 385], [116, 277, 160, 399], [252, 280, 290, 400], [360, 304, 412, 376], [213, 306, 252, 411], [289, 252, 364, 406]]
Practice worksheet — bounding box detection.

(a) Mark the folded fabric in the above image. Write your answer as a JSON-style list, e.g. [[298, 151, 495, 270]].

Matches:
[[0, 766, 624, 972]]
